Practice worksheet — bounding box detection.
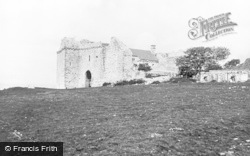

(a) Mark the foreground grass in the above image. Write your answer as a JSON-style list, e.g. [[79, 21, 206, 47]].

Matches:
[[0, 83, 250, 155]]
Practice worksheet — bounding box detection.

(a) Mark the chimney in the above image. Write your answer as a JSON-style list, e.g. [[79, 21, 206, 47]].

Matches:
[[150, 45, 156, 54]]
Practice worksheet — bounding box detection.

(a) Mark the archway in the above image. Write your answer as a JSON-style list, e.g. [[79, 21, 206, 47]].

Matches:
[[203, 76, 208, 82], [85, 70, 92, 87], [230, 75, 236, 82]]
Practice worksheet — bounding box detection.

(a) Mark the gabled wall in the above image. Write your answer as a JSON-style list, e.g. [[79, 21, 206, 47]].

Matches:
[[105, 37, 134, 82]]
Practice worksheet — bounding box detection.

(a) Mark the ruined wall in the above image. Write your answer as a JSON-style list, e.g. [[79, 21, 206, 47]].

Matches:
[[162, 57, 179, 73], [63, 39, 105, 88], [151, 56, 178, 76], [118, 41, 134, 80], [57, 37, 136, 89], [57, 50, 65, 89], [200, 70, 249, 83], [78, 45, 104, 87], [104, 37, 134, 83], [64, 49, 80, 89]]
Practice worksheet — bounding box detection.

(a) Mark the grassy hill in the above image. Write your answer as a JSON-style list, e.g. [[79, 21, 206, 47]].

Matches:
[[0, 83, 250, 155]]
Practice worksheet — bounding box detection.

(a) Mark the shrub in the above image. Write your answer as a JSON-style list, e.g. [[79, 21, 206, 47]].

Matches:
[[138, 64, 152, 72], [145, 73, 161, 78], [129, 79, 145, 85], [114, 79, 145, 86], [210, 80, 217, 83], [146, 73, 153, 78], [162, 81, 169, 83], [151, 81, 160, 84], [115, 81, 129, 86], [103, 82, 111, 86]]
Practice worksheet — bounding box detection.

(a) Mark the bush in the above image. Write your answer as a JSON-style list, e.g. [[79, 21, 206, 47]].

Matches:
[[129, 79, 145, 85], [210, 80, 217, 83], [145, 73, 153, 78], [145, 73, 161, 78], [138, 64, 152, 72], [114, 81, 129, 86], [114, 79, 145, 86], [103, 82, 111, 86], [151, 81, 160, 84], [162, 81, 169, 83], [178, 66, 197, 78]]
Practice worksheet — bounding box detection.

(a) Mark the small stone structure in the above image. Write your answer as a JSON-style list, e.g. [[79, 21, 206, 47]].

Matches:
[[200, 58, 250, 83], [200, 70, 250, 83], [57, 37, 179, 89]]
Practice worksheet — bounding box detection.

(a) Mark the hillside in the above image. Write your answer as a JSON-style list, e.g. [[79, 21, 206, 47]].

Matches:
[[0, 83, 250, 155]]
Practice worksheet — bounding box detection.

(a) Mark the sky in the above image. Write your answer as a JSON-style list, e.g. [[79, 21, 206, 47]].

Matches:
[[0, 0, 250, 89]]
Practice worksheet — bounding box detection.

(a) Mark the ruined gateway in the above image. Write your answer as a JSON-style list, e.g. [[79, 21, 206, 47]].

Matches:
[[57, 37, 178, 89]]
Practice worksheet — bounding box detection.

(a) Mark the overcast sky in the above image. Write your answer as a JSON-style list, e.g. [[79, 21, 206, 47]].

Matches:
[[0, 0, 250, 89]]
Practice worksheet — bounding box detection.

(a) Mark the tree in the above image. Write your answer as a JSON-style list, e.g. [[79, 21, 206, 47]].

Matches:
[[176, 47, 230, 77], [138, 64, 152, 72], [178, 66, 196, 78], [204, 63, 223, 72], [224, 59, 240, 69]]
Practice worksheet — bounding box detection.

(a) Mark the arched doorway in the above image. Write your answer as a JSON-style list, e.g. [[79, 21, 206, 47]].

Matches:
[[85, 70, 92, 87], [230, 75, 236, 82]]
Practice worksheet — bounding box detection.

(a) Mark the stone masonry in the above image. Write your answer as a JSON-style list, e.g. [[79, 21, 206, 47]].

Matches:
[[200, 70, 249, 83], [57, 37, 135, 89], [57, 37, 179, 89]]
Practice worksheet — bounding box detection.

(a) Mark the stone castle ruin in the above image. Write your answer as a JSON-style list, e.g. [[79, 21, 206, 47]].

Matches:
[[57, 37, 178, 89]]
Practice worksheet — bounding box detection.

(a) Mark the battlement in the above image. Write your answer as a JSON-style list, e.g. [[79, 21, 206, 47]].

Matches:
[[57, 37, 104, 54]]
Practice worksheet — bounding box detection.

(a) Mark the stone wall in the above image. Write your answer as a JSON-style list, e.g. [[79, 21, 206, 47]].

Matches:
[[64, 49, 81, 88], [150, 57, 178, 77], [57, 37, 135, 89], [103, 37, 134, 83], [78, 46, 104, 87], [57, 37, 182, 89], [56, 50, 65, 89], [200, 70, 250, 83]]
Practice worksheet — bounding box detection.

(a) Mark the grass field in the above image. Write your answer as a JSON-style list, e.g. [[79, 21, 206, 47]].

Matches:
[[0, 82, 250, 155]]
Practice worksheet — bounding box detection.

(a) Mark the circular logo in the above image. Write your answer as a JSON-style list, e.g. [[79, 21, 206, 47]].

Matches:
[[5, 146, 11, 151]]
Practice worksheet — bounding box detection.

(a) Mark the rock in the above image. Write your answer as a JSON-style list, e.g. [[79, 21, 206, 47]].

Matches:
[[150, 133, 163, 138]]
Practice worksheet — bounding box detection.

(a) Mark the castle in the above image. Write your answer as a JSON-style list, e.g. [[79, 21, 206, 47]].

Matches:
[[57, 37, 178, 89]]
